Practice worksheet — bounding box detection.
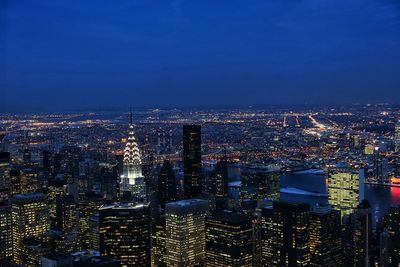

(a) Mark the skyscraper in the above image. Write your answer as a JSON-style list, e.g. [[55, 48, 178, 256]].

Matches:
[[261, 201, 311, 267], [205, 210, 253, 267], [328, 168, 365, 217], [383, 205, 400, 266], [78, 192, 104, 249], [208, 160, 229, 209], [165, 199, 208, 267], [395, 122, 400, 153], [0, 152, 10, 202], [55, 195, 78, 232], [183, 125, 202, 198], [151, 215, 167, 267], [11, 192, 50, 265], [99, 202, 151, 267], [157, 160, 177, 208], [342, 200, 372, 267], [309, 204, 342, 267], [0, 202, 12, 262], [121, 113, 146, 202]]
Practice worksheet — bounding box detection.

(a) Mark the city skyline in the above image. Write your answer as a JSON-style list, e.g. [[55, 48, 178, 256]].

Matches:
[[1, 0, 400, 112]]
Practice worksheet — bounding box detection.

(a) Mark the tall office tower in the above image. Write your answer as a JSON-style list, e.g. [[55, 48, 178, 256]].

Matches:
[[120, 113, 146, 202], [261, 201, 310, 267], [99, 202, 151, 267], [205, 210, 253, 267], [309, 204, 342, 267], [55, 195, 78, 232], [78, 192, 104, 249], [328, 168, 365, 218], [373, 153, 389, 184], [0, 152, 10, 202], [165, 199, 208, 267], [11, 192, 50, 265], [0, 203, 12, 262], [158, 160, 177, 208], [47, 179, 68, 227], [383, 206, 400, 266], [208, 160, 229, 209], [261, 206, 274, 266], [88, 213, 100, 251], [396, 122, 400, 152], [183, 124, 202, 198], [20, 168, 39, 193], [342, 200, 372, 267], [10, 169, 22, 195], [151, 215, 167, 267], [42, 150, 61, 180], [61, 146, 81, 184]]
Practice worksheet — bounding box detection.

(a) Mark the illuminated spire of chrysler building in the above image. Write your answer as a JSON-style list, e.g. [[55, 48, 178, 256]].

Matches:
[[120, 110, 146, 202]]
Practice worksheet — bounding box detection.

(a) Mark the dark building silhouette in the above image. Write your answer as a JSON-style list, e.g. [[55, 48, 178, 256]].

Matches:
[[205, 210, 253, 267], [151, 215, 167, 267], [309, 204, 342, 267], [261, 201, 310, 266], [0, 202, 12, 262], [208, 160, 229, 209], [158, 160, 177, 208], [55, 195, 77, 232], [99, 203, 151, 267], [0, 152, 11, 202], [183, 124, 202, 198], [383, 205, 400, 266], [343, 200, 373, 267]]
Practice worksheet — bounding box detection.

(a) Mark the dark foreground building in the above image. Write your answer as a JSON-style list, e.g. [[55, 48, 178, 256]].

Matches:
[[99, 203, 151, 267]]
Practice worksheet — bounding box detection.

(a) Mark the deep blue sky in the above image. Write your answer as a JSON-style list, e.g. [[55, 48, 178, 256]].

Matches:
[[1, 0, 400, 112]]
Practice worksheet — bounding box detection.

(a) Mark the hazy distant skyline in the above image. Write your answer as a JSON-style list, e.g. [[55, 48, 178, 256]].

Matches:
[[1, 0, 400, 112]]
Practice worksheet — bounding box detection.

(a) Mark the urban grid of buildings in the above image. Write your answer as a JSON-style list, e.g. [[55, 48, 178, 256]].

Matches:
[[0, 105, 400, 266]]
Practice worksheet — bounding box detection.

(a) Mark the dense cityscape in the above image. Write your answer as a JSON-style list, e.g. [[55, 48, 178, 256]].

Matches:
[[0, 105, 400, 266]]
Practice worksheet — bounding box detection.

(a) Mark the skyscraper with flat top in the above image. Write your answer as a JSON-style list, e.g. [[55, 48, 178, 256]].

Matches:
[[328, 168, 364, 218], [309, 204, 342, 267], [99, 202, 151, 267], [261, 201, 311, 267], [205, 210, 253, 267], [165, 199, 208, 267], [183, 125, 202, 198], [11, 192, 50, 265], [158, 160, 177, 208], [0, 152, 10, 202]]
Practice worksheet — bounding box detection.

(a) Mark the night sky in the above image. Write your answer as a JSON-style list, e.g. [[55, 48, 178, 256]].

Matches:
[[1, 0, 400, 112]]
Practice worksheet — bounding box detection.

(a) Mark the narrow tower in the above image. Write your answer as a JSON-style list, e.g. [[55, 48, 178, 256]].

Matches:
[[120, 109, 146, 202]]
